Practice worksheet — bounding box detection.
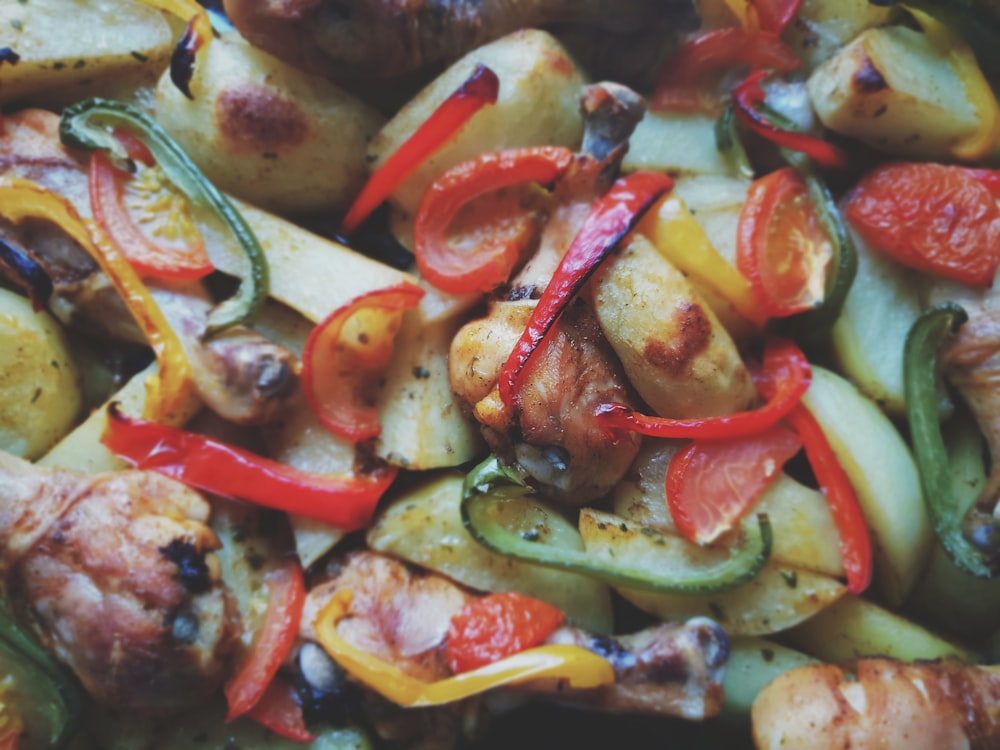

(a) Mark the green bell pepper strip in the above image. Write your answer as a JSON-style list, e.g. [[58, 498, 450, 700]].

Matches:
[[460, 456, 773, 594], [59, 98, 269, 338], [714, 104, 755, 180], [0, 603, 84, 749], [903, 302, 995, 577]]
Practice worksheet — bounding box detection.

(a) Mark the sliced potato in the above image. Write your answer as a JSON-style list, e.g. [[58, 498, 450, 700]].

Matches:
[[783, 595, 977, 663], [622, 112, 739, 177], [831, 222, 925, 415], [366, 474, 614, 634], [802, 366, 932, 605], [671, 175, 750, 269], [579, 509, 846, 636], [0, 0, 174, 107], [368, 29, 586, 217], [807, 25, 989, 159], [155, 35, 384, 215], [722, 637, 818, 719], [612, 440, 845, 577], [0, 289, 82, 460], [784, 0, 897, 70], [201, 198, 415, 324]]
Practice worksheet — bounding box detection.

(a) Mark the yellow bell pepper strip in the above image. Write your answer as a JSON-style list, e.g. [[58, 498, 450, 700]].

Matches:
[[59, 98, 269, 338], [906, 5, 1000, 161], [136, 0, 214, 99], [461, 456, 773, 593], [0, 177, 196, 424], [637, 193, 766, 327], [313, 590, 615, 708]]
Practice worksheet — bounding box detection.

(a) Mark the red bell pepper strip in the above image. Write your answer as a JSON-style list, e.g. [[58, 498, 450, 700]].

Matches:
[[497, 170, 674, 407], [754, 372, 872, 594], [733, 70, 852, 170], [446, 593, 565, 674], [650, 27, 800, 112], [597, 337, 811, 441], [89, 149, 214, 281], [340, 64, 500, 235], [101, 403, 397, 530], [846, 162, 1000, 287], [414, 146, 574, 294], [736, 166, 832, 318], [301, 282, 425, 443], [226, 561, 306, 721], [246, 677, 315, 743], [666, 424, 802, 545]]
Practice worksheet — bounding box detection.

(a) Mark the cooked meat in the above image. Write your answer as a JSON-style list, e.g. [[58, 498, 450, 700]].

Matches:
[[0, 450, 235, 715], [222, 0, 678, 80], [752, 658, 1000, 750]]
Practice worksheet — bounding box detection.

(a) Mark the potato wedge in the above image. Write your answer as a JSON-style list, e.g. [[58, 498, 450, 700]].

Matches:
[[368, 29, 586, 217], [0, 289, 82, 460], [801, 366, 932, 605], [671, 175, 749, 269], [831, 222, 925, 416], [783, 595, 976, 663], [722, 637, 818, 719], [155, 35, 384, 215], [622, 112, 740, 178], [366, 474, 614, 634], [807, 25, 990, 159], [0, 0, 174, 108], [579, 509, 846, 636], [784, 0, 896, 70]]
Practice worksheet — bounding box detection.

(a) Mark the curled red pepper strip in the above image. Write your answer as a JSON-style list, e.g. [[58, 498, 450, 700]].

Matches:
[[301, 282, 425, 442], [497, 170, 674, 407], [733, 70, 852, 170], [340, 64, 500, 235], [245, 677, 315, 743], [597, 337, 811, 441], [414, 146, 574, 294], [101, 403, 397, 530], [651, 27, 800, 112], [225, 561, 306, 721]]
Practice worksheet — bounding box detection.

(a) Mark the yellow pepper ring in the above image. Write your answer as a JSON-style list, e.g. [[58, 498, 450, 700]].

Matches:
[[313, 590, 616, 708], [0, 178, 198, 424]]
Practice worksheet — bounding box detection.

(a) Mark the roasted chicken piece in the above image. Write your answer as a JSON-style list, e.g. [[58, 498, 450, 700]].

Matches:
[[299, 551, 728, 728], [0, 108, 299, 425], [752, 658, 1000, 750], [222, 0, 678, 81], [0, 450, 234, 715]]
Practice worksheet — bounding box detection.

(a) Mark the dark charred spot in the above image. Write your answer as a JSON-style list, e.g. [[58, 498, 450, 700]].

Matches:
[[255, 355, 296, 398], [506, 285, 539, 301], [217, 85, 311, 153], [167, 609, 200, 644], [647, 651, 690, 683], [588, 635, 635, 670], [852, 55, 888, 94], [642, 303, 711, 377], [0, 48, 21, 66], [159, 539, 211, 594]]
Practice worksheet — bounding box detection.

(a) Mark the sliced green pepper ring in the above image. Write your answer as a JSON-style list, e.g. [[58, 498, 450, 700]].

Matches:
[[59, 98, 269, 338], [460, 456, 773, 594], [904, 302, 997, 577]]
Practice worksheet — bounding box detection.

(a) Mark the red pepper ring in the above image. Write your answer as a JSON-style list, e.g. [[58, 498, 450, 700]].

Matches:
[[650, 27, 801, 113], [101, 402, 397, 530], [225, 560, 306, 722], [302, 282, 425, 442], [414, 146, 575, 294], [497, 170, 674, 407], [596, 337, 811, 441], [340, 63, 500, 236], [732, 69, 852, 170]]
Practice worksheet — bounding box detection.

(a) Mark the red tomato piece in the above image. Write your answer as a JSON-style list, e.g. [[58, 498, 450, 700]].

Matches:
[[89, 150, 214, 281], [737, 166, 833, 318], [665, 424, 802, 545], [845, 162, 1000, 287], [447, 593, 565, 674], [225, 561, 307, 721]]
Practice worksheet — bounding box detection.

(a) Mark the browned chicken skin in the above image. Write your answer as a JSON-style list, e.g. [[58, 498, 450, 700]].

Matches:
[[222, 0, 679, 80], [752, 658, 1000, 750], [0, 450, 234, 715], [0, 109, 299, 425]]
